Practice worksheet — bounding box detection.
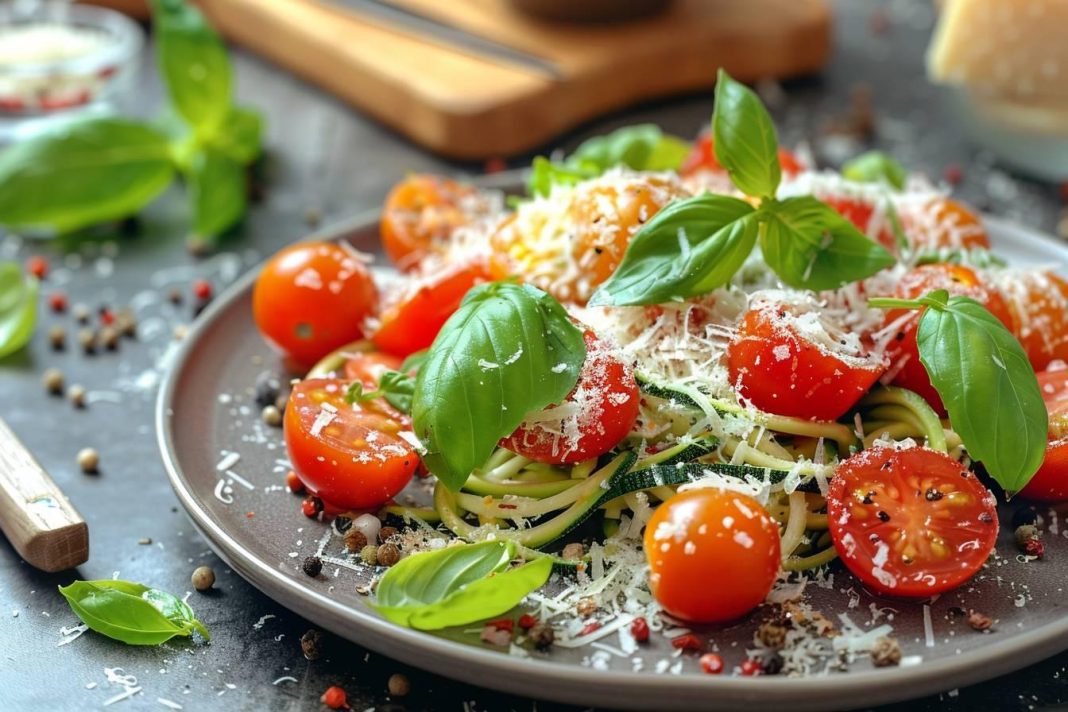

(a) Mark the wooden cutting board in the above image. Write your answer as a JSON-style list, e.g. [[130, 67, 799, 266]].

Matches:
[[112, 0, 832, 159]]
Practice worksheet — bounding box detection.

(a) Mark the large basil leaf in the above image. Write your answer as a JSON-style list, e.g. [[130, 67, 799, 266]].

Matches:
[[916, 292, 1048, 494], [373, 541, 551, 630], [207, 106, 264, 165], [760, 196, 896, 290], [589, 194, 757, 306], [842, 150, 906, 190], [0, 118, 175, 233], [58, 580, 210, 645], [188, 146, 247, 243], [0, 264, 37, 359], [412, 282, 586, 490], [712, 70, 781, 199], [150, 0, 233, 135]]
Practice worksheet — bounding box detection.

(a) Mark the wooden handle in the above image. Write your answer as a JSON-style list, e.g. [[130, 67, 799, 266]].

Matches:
[[0, 418, 88, 572]]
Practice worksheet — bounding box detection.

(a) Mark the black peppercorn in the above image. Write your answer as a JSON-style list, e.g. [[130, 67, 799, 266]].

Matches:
[[302, 555, 323, 577], [334, 516, 353, 534], [254, 372, 283, 407], [300, 629, 323, 660]]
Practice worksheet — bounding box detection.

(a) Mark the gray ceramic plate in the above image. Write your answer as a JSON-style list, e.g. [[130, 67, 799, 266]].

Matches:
[[157, 178, 1068, 711]]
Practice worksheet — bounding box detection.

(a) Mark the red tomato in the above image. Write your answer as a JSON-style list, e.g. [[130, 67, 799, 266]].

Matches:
[[380, 174, 480, 271], [253, 242, 378, 370], [284, 378, 418, 510], [883, 264, 1013, 415], [899, 197, 990, 251], [680, 131, 805, 178], [827, 447, 998, 598], [995, 270, 1068, 371], [1019, 367, 1068, 502], [372, 262, 487, 357], [644, 488, 780, 623], [343, 351, 403, 386], [821, 195, 896, 252], [501, 330, 639, 464], [727, 301, 886, 421]]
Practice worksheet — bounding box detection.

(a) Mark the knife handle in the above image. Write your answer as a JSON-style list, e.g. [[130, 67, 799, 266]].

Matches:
[[0, 418, 88, 572]]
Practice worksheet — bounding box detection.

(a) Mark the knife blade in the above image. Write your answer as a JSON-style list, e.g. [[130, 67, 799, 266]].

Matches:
[[327, 0, 563, 80]]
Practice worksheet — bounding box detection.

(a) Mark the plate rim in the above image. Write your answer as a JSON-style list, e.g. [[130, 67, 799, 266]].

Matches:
[[156, 180, 1068, 711]]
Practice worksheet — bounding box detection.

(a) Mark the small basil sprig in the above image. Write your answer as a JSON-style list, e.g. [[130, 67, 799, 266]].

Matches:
[[58, 579, 210, 646], [869, 289, 1048, 494], [528, 123, 690, 197], [0, 0, 261, 249], [591, 71, 895, 306], [373, 540, 551, 630], [346, 370, 415, 414], [412, 282, 586, 490], [841, 150, 907, 190], [0, 263, 38, 359]]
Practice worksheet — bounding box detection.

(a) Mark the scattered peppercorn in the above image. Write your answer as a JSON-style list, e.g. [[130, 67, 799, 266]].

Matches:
[[301, 629, 323, 660], [302, 496, 324, 518], [378, 526, 398, 544], [320, 685, 347, 709], [870, 636, 902, 667], [68, 384, 87, 408], [387, 673, 410, 697], [193, 279, 213, 301], [377, 542, 401, 567], [700, 653, 724, 675], [333, 515, 353, 534], [360, 545, 379, 566], [1015, 524, 1040, 550], [115, 309, 137, 337], [261, 405, 283, 427], [77, 328, 96, 354], [77, 447, 99, 474], [42, 368, 64, 395], [48, 291, 68, 313], [756, 620, 788, 650], [275, 393, 289, 412], [254, 372, 282, 407], [99, 307, 115, 326], [48, 325, 66, 350], [302, 555, 323, 577], [518, 614, 538, 630], [138, 537, 152, 545], [529, 622, 555, 649], [286, 471, 304, 493], [1012, 506, 1041, 529], [73, 303, 90, 324], [739, 659, 762, 676], [344, 529, 368, 553], [26, 255, 48, 280], [967, 611, 993, 632], [1024, 538, 1045, 559], [561, 542, 584, 560], [304, 207, 322, 228], [761, 653, 784, 675], [167, 287, 184, 305], [191, 565, 215, 591], [629, 617, 650, 643], [100, 326, 120, 351], [575, 597, 597, 617], [943, 164, 963, 186], [671, 634, 702, 651]]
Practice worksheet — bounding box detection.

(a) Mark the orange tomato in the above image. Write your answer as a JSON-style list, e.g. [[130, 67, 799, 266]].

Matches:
[[680, 131, 806, 178], [380, 174, 481, 271], [1019, 367, 1068, 502], [899, 197, 990, 251], [994, 270, 1068, 371]]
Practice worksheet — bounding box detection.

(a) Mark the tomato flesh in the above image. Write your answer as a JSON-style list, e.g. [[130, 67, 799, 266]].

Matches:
[[502, 329, 639, 464], [1019, 367, 1068, 502], [681, 131, 805, 178], [343, 351, 403, 386], [284, 378, 418, 510], [644, 488, 780, 623], [827, 447, 998, 598], [380, 174, 480, 271], [728, 302, 886, 421]]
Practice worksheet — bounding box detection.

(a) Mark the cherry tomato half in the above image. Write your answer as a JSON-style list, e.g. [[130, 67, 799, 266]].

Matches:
[[680, 131, 805, 178], [284, 378, 418, 510], [253, 242, 378, 370], [995, 270, 1068, 371], [827, 447, 998, 598], [343, 351, 403, 386], [380, 174, 480, 271], [1019, 367, 1068, 502], [372, 262, 488, 358], [644, 488, 780, 623], [883, 264, 1012, 414], [821, 195, 896, 252], [501, 329, 639, 464], [727, 301, 886, 421]]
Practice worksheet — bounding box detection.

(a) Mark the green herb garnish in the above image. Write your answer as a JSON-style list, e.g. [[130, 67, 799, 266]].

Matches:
[[0, 262, 37, 359], [869, 290, 1048, 494], [346, 370, 416, 414], [373, 540, 551, 630], [842, 150, 907, 190], [58, 579, 210, 646]]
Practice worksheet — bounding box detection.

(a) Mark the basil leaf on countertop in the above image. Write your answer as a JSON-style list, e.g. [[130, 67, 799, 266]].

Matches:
[[0, 263, 37, 359], [150, 0, 232, 136], [589, 193, 758, 306], [206, 106, 264, 164], [842, 150, 907, 190], [914, 292, 1048, 494], [58, 579, 210, 645], [373, 540, 552, 630], [187, 146, 247, 247], [712, 69, 781, 199], [412, 282, 586, 490], [0, 118, 175, 233], [760, 196, 896, 290]]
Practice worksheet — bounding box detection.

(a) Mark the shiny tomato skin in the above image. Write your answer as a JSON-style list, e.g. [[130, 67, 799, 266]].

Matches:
[[727, 304, 886, 421], [253, 242, 378, 370], [995, 270, 1068, 371], [284, 378, 417, 510], [884, 264, 1013, 414], [380, 174, 478, 271], [827, 447, 999, 598], [680, 131, 805, 177], [502, 330, 639, 464], [372, 262, 488, 357], [644, 488, 780, 623], [344, 351, 403, 385], [1019, 368, 1068, 502]]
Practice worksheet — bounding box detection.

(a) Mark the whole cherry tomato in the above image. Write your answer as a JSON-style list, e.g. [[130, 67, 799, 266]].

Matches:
[[993, 269, 1068, 371], [899, 197, 990, 251], [380, 174, 481, 271], [1019, 367, 1068, 502], [680, 131, 805, 178]]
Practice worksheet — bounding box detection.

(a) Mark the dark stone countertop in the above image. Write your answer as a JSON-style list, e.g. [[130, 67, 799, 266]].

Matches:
[[1, 1, 1066, 710]]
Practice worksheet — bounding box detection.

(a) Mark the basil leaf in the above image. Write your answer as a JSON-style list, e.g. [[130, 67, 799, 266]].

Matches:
[[916, 294, 1048, 494], [58, 580, 209, 645], [0, 264, 37, 359], [206, 106, 263, 164], [712, 70, 781, 199], [150, 0, 232, 135], [345, 370, 415, 414], [760, 196, 896, 290], [0, 118, 175, 233], [842, 151, 907, 190], [527, 156, 592, 198], [373, 541, 552, 630], [589, 194, 757, 306], [401, 349, 428, 374], [412, 282, 586, 490], [187, 146, 247, 244]]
